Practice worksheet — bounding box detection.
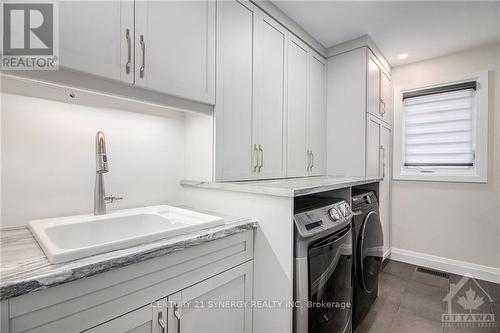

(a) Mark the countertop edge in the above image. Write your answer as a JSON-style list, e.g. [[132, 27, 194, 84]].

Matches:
[[181, 177, 382, 198], [0, 219, 257, 301], [181, 179, 295, 197]]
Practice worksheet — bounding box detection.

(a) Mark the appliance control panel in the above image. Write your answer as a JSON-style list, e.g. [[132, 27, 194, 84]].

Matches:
[[294, 200, 352, 238]]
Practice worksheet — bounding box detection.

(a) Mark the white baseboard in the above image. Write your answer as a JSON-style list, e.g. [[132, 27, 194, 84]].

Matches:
[[383, 248, 392, 261], [389, 247, 500, 284]]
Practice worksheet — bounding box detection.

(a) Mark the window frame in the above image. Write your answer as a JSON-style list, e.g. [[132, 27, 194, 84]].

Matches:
[[393, 71, 489, 183]]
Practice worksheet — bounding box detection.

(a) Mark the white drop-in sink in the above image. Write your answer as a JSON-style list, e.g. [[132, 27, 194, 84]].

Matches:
[[29, 205, 224, 264]]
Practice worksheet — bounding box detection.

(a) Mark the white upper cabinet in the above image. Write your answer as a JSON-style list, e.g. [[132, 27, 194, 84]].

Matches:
[[59, 1, 134, 84], [367, 50, 392, 125], [380, 72, 393, 125], [216, 2, 289, 181], [253, 14, 288, 179], [367, 53, 381, 119], [215, 0, 256, 181], [135, 0, 216, 104], [308, 52, 327, 176], [287, 37, 327, 178], [287, 36, 309, 178]]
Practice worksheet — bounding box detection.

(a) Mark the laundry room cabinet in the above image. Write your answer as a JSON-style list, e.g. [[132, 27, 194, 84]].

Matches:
[[58, 1, 134, 84], [287, 39, 327, 178], [366, 114, 392, 256], [327, 45, 392, 256], [58, 0, 216, 105], [85, 262, 253, 333], [134, 0, 216, 104], [215, 0, 326, 181], [4, 231, 254, 333], [367, 51, 393, 126], [286, 36, 309, 178]]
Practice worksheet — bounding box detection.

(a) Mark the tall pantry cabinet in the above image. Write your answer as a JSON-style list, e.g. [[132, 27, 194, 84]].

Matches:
[[327, 46, 393, 257]]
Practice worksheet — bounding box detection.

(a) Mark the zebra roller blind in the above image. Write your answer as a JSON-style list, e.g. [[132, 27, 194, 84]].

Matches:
[[402, 82, 477, 167]]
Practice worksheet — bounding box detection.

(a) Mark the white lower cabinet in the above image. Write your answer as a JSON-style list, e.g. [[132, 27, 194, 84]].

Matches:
[[379, 124, 392, 256], [5, 232, 253, 333], [366, 114, 381, 178], [366, 114, 392, 255], [166, 262, 253, 333], [85, 306, 155, 333], [86, 262, 253, 333]]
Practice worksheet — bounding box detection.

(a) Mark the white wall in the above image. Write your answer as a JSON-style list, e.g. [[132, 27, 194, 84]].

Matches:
[[391, 43, 500, 271], [1, 90, 186, 227]]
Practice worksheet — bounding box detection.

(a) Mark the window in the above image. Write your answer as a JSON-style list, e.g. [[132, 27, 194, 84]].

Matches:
[[393, 72, 489, 183]]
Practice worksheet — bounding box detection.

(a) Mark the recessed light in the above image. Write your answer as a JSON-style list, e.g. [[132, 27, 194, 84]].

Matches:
[[398, 53, 409, 60]]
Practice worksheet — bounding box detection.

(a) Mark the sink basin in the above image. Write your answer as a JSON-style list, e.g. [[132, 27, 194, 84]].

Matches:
[[29, 205, 224, 264]]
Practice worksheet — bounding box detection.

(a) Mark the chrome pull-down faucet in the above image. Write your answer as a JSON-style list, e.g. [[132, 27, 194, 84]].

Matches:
[[94, 131, 123, 215]]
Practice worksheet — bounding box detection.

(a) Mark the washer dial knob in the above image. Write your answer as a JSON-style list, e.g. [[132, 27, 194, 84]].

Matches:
[[328, 208, 341, 222]]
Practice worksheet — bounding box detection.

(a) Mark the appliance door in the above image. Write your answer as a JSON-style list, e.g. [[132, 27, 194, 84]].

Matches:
[[308, 225, 352, 333], [358, 210, 383, 292]]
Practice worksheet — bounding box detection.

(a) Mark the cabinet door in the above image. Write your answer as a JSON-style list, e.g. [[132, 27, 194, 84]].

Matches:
[[84, 306, 154, 333], [215, 0, 256, 181], [308, 52, 327, 176], [366, 114, 381, 178], [379, 124, 392, 256], [59, 1, 133, 84], [287, 36, 309, 177], [167, 262, 253, 333], [253, 14, 287, 179], [380, 72, 393, 125], [367, 53, 381, 118], [135, 0, 216, 104]]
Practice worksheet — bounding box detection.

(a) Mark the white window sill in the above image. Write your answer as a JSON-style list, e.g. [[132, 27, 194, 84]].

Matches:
[[393, 170, 487, 183]]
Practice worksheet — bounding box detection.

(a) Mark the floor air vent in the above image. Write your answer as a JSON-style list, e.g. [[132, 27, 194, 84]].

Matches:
[[417, 267, 450, 279]]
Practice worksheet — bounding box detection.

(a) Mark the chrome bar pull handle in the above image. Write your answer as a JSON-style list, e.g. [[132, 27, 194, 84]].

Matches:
[[253, 144, 259, 172], [306, 150, 310, 171], [380, 145, 385, 178], [258, 145, 263, 171], [139, 35, 145, 78], [311, 151, 314, 170], [174, 303, 181, 333], [379, 99, 386, 115], [125, 29, 131, 74], [158, 311, 167, 333]]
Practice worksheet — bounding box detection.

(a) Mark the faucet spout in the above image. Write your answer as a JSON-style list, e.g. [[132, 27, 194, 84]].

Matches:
[[94, 131, 122, 215], [96, 131, 108, 173]]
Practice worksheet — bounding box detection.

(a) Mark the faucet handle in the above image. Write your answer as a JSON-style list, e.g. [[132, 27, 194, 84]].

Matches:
[[104, 194, 123, 204]]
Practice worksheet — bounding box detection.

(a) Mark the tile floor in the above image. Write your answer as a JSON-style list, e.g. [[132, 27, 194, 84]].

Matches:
[[357, 260, 500, 333]]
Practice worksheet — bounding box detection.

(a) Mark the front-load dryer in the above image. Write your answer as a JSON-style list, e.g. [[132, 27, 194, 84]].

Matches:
[[351, 191, 384, 332]]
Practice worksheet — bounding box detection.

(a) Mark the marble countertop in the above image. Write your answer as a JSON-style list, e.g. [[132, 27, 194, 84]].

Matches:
[[0, 209, 256, 300], [181, 176, 382, 197]]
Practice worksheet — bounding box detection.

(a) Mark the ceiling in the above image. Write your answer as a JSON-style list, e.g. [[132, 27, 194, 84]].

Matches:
[[271, 1, 500, 67]]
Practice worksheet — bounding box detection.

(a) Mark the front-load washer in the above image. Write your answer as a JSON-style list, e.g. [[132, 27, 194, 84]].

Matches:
[[351, 191, 384, 332], [294, 197, 353, 333]]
